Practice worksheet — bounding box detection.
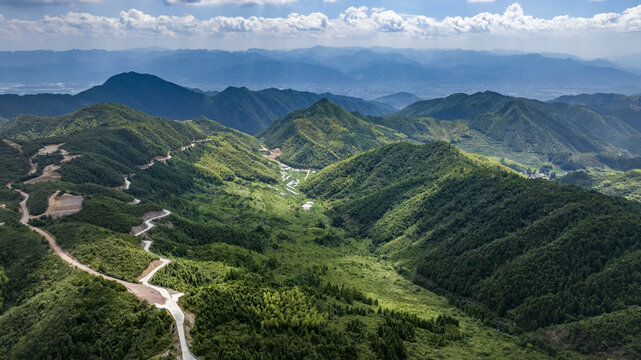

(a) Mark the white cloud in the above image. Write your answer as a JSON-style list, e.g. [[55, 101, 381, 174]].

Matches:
[[0, 0, 101, 5], [0, 3, 640, 42], [163, 0, 296, 5]]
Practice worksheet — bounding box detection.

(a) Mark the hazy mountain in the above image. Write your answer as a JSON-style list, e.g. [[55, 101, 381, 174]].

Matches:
[[608, 52, 641, 72], [1, 48, 640, 99], [259, 99, 406, 168], [373, 92, 423, 109], [0, 72, 394, 134]]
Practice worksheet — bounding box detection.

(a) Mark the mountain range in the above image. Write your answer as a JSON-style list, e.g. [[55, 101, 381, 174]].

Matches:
[[0, 72, 394, 134], [259, 92, 641, 170], [6, 73, 639, 173], [1, 47, 640, 100]]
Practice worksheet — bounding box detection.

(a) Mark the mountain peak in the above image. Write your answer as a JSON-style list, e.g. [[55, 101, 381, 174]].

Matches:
[[102, 72, 163, 86], [259, 100, 404, 168], [394, 90, 511, 119], [303, 98, 352, 118]]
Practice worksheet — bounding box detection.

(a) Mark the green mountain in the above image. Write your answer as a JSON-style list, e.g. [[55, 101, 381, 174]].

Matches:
[[468, 99, 637, 154], [395, 91, 511, 119], [387, 91, 641, 170], [0, 72, 394, 134], [259, 99, 406, 168], [374, 92, 423, 109], [302, 141, 641, 358], [553, 93, 641, 132], [0, 102, 198, 142], [77, 72, 208, 120], [0, 103, 274, 187]]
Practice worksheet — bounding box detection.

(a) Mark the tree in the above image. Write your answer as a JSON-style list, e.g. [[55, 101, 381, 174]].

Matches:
[[0, 266, 7, 310]]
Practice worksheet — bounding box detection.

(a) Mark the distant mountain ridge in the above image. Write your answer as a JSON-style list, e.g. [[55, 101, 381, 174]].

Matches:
[[374, 92, 423, 109], [1, 47, 640, 100], [0, 72, 395, 134]]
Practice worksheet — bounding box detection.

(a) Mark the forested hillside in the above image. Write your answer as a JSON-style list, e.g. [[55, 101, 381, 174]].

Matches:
[[3, 101, 639, 359], [259, 99, 406, 168], [303, 141, 641, 359]]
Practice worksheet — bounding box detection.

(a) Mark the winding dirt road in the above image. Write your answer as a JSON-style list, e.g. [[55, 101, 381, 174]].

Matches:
[[14, 188, 165, 304], [8, 147, 198, 359], [5, 138, 211, 359]]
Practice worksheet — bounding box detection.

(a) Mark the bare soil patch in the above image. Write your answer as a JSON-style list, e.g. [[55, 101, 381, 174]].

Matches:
[[41, 192, 84, 219], [25, 164, 62, 184]]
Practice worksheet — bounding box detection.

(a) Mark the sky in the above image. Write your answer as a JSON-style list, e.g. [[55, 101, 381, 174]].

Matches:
[[0, 0, 640, 58]]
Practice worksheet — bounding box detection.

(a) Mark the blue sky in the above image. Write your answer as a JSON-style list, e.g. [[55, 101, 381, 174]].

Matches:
[[0, 0, 640, 57], [0, 0, 636, 19]]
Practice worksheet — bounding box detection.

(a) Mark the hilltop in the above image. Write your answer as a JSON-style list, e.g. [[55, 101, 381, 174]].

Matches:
[[259, 99, 406, 168], [388, 92, 641, 169], [394, 91, 511, 119]]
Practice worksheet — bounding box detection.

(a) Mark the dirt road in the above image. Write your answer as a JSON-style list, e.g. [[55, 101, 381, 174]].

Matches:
[[14, 188, 165, 304]]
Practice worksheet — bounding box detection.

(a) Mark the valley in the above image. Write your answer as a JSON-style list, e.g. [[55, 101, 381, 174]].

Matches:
[[1, 82, 641, 359]]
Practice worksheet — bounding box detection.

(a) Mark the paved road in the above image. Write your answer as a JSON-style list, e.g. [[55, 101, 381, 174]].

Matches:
[[136, 211, 197, 360]]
